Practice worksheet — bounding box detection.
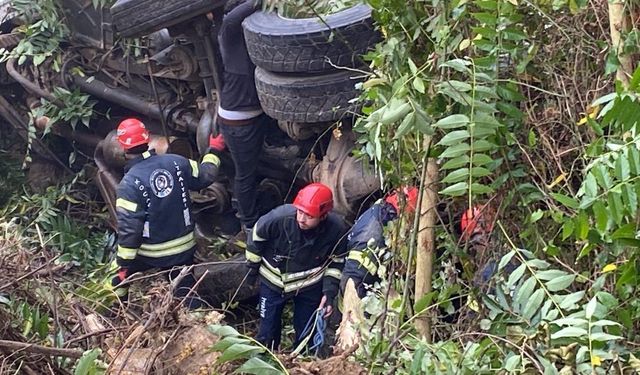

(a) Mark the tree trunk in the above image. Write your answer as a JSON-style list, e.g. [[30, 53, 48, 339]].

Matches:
[[414, 158, 438, 341], [608, 0, 633, 87]]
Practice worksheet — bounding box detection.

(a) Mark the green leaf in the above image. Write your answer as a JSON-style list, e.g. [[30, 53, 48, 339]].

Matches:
[[558, 291, 585, 310], [235, 357, 283, 375], [471, 183, 494, 194], [208, 325, 240, 338], [545, 275, 575, 292], [590, 319, 621, 327], [472, 154, 494, 166], [552, 317, 588, 326], [442, 155, 470, 170], [589, 332, 623, 341], [615, 154, 631, 181], [515, 277, 536, 309], [507, 263, 527, 288], [414, 291, 437, 313], [440, 58, 472, 73], [535, 269, 568, 281], [441, 168, 469, 184], [413, 77, 426, 93], [440, 182, 468, 196], [498, 250, 515, 271], [218, 343, 264, 363], [437, 130, 470, 146], [551, 327, 588, 339], [585, 296, 597, 319], [504, 354, 521, 372], [212, 336, 250, 352], [550, 193, 579, 209], [439, 143, 470, 158], [407, 58, 418, 75], [74, 349, 102, 375], [434, 114, 470, 129], [395, 112, 416, 139], [592, 200, 609, 233], [522, 288, 544, 320]]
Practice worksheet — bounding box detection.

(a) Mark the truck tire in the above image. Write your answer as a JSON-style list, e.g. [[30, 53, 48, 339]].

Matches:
[[111, 0, 226, 38], [243, 4, 381, 73], [255, 67, 363, 123]]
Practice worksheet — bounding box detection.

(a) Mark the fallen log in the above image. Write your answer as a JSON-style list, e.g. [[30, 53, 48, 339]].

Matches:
[[194, 255, 258, 307]]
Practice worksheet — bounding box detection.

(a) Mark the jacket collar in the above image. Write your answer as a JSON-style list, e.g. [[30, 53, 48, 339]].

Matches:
[[124, 149, 156, 172]]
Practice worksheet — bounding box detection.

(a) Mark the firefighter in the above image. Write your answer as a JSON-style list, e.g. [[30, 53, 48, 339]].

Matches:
[[339, 187, 419, 298], [245, 183, 349, 350], [110, 118, 222, 309], [217, 0, 268, 233]]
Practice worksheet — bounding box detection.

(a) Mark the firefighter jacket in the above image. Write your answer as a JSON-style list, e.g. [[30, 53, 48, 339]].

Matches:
[[115, 150, 220, 268], [246, 204, 349, 300], [340, 200, 397, 298]]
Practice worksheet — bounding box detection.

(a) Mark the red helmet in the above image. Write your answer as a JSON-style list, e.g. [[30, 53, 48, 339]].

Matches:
[[385, 186, 419, 214], [117, 118, 149, 150], [293, 183, 334, 218]]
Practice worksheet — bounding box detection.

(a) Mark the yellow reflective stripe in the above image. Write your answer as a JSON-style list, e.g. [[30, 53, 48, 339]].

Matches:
[[246, 249, 262, 263], [284, 272, 323, 293], [116, 198, 138, 212], [189, 160, 199, 178], [203, 154, 220, 167], [142, 151, 152, 159], [138, 232, 194, 251], [282, 266, 322, 282], [262, 260, 281, 275], [260, 266, 284, 288], [117, 245, 138, 260], [330, 257, 345, 263], [252, 228, 266, 242], [138, 238, 195, 258], [324, 268, 342, 280], [348, 250, 378, 275]]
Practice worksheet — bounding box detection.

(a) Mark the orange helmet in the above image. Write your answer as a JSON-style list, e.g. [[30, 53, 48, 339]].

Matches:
[[293, 183, 334, 218], [385, 186, 419, 214], [117, 118, 149, 151]]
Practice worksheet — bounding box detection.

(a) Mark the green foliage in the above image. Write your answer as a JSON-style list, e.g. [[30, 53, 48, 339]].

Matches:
[[73, 349, 106, 375], [0, 0, 69, 67], [208, 324, 287, 374], [32, 88, 97, 131], [263, 0, 358, 18]]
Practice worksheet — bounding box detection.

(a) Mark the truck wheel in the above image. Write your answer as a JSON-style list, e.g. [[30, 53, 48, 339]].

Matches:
[[254, 67, 363, 123], [243, 4, 381, 73], [111, 0, 226, 38]]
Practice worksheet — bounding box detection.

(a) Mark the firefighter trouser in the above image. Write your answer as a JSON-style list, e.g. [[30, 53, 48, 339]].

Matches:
[[255, 281, 323, 351]]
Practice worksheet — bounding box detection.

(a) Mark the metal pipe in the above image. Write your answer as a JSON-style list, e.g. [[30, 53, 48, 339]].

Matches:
[[70, 74, 165, 120], [6, 58, 62, 106]]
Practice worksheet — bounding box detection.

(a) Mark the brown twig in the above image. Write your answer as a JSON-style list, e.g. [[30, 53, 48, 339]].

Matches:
[[0, 340, 84, 359]]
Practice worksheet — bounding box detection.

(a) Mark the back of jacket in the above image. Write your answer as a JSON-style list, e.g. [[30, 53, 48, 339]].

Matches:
[[115, 151, 219, 267]]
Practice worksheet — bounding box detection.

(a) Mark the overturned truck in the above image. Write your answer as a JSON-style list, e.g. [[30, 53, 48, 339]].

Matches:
[[0, 0, 381, 305]]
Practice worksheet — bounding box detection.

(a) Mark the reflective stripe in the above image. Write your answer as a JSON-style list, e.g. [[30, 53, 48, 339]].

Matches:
[[139, 238, 195, 258], [252, 228, 266, 242], [246, 249, 262, 263], [142, 151, 151, 159], [259, 261, 325, 293], [347, 250, 378, 275], [203, 154, 220, 167], [189, 160, 199, 178], [282, 266, 322, 282], [330, 257, 345, 264], [139, 232, 194, 251], [117, 245, 138, 260], [284, 272, 323, 293], [116, 198, 138, 212], [324, 268, 342, 280]]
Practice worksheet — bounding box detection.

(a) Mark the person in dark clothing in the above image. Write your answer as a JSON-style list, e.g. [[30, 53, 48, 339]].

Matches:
[[340, 187, 418, 298], [245, 183, 349, 350], [217, 0, 267, 231], [110, 118, 222, 309]]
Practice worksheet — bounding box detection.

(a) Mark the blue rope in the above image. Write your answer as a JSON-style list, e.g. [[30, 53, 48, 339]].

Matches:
[[298, 307, 326, 356]]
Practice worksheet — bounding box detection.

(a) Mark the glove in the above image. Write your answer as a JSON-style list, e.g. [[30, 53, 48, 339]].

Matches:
[[245, 263, 260, 286], [209, 133, 226, 153], [111, 267, 128, 288]]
